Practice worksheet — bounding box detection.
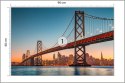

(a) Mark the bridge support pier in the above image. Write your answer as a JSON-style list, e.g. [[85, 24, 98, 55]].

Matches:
[[74, 45, 90, 66]]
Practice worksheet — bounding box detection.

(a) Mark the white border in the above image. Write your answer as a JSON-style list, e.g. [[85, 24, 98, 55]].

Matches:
[[1, 1, 124, 82]]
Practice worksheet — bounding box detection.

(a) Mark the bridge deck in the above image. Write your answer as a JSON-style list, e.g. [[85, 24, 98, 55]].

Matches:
[[21, 31, 114, 64]]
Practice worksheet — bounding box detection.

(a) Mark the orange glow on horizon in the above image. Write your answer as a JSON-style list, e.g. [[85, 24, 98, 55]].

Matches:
[[12, 47, 114, 63]]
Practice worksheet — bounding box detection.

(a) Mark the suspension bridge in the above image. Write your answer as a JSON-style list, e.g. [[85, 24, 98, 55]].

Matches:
[[20, 11, 114, 66]]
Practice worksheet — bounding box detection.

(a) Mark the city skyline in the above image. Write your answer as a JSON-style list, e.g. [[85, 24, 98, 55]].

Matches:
[[11, 8, 114, 63], [12, 51, 114, 66], [12, 41, 114, 62]]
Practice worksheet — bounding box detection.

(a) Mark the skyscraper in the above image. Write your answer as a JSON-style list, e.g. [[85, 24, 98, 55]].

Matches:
[[53, 54, 55, 60], [101, 52, 103, 60], [100, 52, 104, 66], [57, 52, 61, 60], [68, 54, 74, 65], [53, 54, 55, 66]]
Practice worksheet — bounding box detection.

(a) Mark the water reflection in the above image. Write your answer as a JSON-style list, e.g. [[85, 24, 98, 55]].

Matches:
[[74, 67, 114, 76], [11, 66, 114, 76]]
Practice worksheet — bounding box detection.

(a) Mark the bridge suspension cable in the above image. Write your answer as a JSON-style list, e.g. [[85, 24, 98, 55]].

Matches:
[[52, 11, 114, 47], [84, 12, 114, 37], [52, 15, 75, 48], [67, 27, 74, 39], [84, 13, 114, 20], [33, 44, 37, 54], [42, 43, 48, 51]]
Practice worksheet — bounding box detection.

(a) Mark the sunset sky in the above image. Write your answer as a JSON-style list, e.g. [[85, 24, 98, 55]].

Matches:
[[11, 8, 114, 62]]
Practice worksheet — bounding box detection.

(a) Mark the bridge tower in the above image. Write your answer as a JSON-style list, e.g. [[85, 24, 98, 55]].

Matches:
[[73, 11, 90, 66], [30, 41, 42, 66], [37, 41, 42, 53], [36, 40, 42, 66], [22, 54, 25, 62], [25, 50, 30, 66]]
